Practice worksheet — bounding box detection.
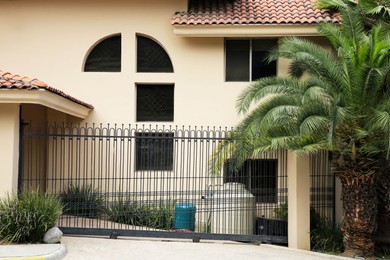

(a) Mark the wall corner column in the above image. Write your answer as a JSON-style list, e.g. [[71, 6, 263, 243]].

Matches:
[[287, 151, 311, 250], [0, 104, 20, 197]]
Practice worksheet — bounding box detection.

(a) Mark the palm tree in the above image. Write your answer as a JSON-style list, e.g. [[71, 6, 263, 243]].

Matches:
[[211, 0, 390, 256], [317, 0, 390, 254], [318, 0, 390, 25]]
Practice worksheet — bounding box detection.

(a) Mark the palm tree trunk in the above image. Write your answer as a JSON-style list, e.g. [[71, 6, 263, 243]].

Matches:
[[331, 153, 378, 257], [377, 164, 390, 239]]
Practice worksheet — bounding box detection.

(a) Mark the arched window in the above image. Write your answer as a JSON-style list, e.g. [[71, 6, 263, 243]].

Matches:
[[137, 35, 173, 73], [84, 35, 121, 72]]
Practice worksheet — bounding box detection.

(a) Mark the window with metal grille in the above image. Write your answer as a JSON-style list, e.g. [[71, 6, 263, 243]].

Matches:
[[84, 35, 121, 72], [137, 35, 173, 73], [135, 132, 174, 171], [136, 84, 174, 122], [225, 39, 277, 82], [224, 159, 278, 203]]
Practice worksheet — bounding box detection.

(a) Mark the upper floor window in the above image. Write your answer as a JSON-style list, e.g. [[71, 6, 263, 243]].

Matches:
[[84, 35, 121, 72], [137, 35, 173, 73], [225, 39, 277, 82]]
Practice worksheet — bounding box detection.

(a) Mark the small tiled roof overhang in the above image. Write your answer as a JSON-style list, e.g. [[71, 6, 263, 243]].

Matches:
[[0, 70, 93, 119], [171, 0, 339, 37]]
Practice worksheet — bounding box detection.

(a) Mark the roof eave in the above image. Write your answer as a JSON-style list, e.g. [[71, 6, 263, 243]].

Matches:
[[0, 89, 93, 119], [173, 24, 321, 37]]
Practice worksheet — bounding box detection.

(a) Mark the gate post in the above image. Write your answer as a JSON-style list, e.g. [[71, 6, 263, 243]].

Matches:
[[0, 104, 20, 197], [287, 151, 310, 250]]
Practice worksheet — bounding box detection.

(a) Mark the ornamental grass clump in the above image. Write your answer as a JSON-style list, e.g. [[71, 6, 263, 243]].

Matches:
[[108, 197, 175, 230], [311, 215, 344, 254], [60, 183, 105, 218], [0, 190, 62, 244]]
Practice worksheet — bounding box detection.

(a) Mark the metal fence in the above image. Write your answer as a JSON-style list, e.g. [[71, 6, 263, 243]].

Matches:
[[310, 151, 335, 221], [19, 122, 334, 244]]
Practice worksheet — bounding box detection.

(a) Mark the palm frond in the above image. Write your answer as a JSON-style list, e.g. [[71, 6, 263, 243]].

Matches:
[[316, 0, 351, 10], [367, 108, 390, 158], [209, 132, 235, 176], [287, 134, 329, 154], [369, 109, 390, 133], [339, 4, 366, 43], [292, 141, 330, 155], [268, 38, 344, 88], [317, 0, 366, 44], [236, 77, 300, 114], [299, 115, 330, 135], [359, 0, 390, 18], [317, 22, 349, 50]]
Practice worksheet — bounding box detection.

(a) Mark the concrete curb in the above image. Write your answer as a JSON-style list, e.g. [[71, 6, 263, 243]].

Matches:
[[0, 244, 67, 260]]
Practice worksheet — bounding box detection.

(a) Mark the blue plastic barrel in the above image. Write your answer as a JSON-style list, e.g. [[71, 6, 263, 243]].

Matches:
[[174, 203, 196, 231]]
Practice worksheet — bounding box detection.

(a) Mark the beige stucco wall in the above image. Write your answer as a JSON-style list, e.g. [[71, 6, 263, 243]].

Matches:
[[0, 104, 20, 196], [0, 0, 331, 128], [0, 0, 225, 126]]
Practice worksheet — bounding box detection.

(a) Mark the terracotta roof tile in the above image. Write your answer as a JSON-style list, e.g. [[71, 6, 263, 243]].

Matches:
[[0, 70, 94, 109], [171, 0, 340, 25]]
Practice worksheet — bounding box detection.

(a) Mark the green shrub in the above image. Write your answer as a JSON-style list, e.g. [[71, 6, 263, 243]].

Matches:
[[0, 190, 62, 244], [273, 202, 288, 221], [274, 203, 343, 253], [310, 210, 344, 253], [60, 183, 105, 218], [108, 197, 174, 230]]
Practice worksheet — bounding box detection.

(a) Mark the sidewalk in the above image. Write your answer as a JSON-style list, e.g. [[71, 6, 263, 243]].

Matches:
[[0, 236, 354, 260], [0, 243, 66, 260]]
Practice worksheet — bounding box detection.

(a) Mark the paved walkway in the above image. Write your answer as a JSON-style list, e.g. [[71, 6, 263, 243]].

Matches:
[[61, 236, 352, 260]]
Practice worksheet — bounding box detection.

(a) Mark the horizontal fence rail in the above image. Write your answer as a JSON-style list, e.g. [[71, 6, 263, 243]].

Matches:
[[20, 122, 334, 244]]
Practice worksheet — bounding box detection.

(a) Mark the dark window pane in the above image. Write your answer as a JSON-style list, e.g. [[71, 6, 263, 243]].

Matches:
[[223, 159, 247, 185], [225, 40, 250, 81], [84, 35, 121, 72], [248, 159, 277, 203], [136, 84, 174, 122], [223, 159, 278, 203], [136, 132, 174, 171], [137, 36, 173, 73], [252, 39, 277, 80]]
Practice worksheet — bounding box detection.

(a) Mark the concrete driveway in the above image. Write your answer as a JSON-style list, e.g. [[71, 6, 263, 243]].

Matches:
[[61, 236, 352, 260]]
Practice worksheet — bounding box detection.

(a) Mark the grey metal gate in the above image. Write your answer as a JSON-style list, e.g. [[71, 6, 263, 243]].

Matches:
[[19, 123, 333, 244]]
